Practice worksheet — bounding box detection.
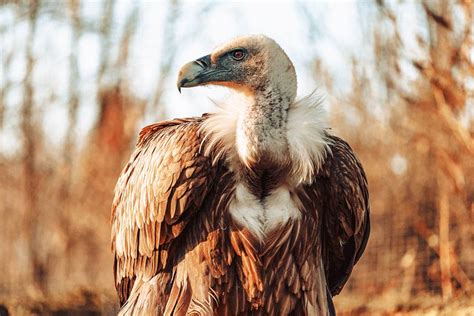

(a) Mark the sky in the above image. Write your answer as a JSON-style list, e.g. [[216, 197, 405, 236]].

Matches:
[[128, 0, 364, 118], [0, 0, 377, 153]]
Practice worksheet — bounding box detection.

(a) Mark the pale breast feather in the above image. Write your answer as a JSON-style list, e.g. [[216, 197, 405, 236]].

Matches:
[[229, 183, 301, 241]]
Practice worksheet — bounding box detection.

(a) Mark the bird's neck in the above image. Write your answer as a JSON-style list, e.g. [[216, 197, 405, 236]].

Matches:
[[236, 86, 291, 167]]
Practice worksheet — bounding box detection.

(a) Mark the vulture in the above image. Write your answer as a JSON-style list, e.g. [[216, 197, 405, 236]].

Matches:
[[111, 35, 370, 315]]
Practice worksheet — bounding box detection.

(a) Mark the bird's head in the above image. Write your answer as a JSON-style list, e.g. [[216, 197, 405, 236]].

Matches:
[[177, 35, 297, 103]]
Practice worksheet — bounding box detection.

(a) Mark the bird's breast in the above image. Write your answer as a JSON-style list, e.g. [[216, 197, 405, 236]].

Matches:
[[228, 182, 301, 241]]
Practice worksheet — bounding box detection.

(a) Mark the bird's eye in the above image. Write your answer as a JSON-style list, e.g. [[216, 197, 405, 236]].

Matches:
[[231, 49, 245, 61]]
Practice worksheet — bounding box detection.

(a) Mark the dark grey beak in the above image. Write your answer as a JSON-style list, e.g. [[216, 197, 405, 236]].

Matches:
[[177, 55, 212, 93], [176, 54, 229, 92]]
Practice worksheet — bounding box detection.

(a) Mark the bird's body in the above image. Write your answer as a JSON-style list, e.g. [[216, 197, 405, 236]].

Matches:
[[111, 35, 370, 315]]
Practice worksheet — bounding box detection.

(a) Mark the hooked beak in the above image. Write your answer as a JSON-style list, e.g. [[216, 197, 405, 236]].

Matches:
[[176, 54, 229, 92]]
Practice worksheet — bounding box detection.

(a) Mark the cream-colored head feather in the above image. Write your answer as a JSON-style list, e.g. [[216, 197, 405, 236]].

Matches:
[[210, 34, 297, 103]]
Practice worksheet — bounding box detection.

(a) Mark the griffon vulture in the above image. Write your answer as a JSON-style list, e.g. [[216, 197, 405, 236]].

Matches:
[[111, 35, 370, 315]]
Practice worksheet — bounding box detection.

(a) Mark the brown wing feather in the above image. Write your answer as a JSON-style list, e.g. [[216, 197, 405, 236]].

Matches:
[[312, 134, 370, 296], [111, 116, 217, 306]]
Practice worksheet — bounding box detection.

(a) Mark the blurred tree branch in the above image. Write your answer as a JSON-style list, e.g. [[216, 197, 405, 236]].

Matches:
[[61, 0, 82, 200], [147, 0, 181, 119], [97, 0, 114, 87], [19, 0, 47, 298], [0, 17, 14, 129]]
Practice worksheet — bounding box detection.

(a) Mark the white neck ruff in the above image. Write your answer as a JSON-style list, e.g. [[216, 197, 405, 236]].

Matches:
[[200, 91, 331, 185]]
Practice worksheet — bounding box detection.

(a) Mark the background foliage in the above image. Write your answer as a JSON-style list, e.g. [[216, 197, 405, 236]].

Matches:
[[0, 0, 472, 314]]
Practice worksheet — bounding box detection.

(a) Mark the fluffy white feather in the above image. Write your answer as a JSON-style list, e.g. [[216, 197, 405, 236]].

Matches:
[[200, 93, 247, 166], [263, 186, 301, 231], [201, 90, 330, 184], [229, 183, 266, 240], [229, 183, 301, 241], [287, 91, 331, 184]]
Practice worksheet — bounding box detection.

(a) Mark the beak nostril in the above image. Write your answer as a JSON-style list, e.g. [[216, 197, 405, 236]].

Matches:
[[194, 60, 205, 68], [195, 55, 211, 69]]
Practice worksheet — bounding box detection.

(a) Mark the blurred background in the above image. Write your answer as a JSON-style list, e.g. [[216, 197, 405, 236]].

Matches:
[[0, 0, 473, 314]]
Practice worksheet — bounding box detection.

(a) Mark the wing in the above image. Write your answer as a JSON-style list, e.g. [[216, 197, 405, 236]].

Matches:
[[111, 116, 216, 305], [312, 135, 370, 296]]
